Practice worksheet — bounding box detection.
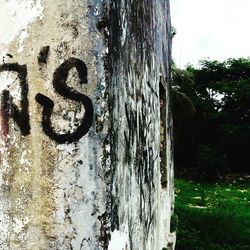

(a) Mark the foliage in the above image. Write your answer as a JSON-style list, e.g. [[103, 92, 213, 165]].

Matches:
[[172, 58, 250, 177], [175, 178, 250, 250], [171, 64, 196, 161]]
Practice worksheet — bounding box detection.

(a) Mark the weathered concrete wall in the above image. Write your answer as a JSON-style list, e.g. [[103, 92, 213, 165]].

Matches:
[[107, 1, 175, 249], [0, 0, 174, 249]]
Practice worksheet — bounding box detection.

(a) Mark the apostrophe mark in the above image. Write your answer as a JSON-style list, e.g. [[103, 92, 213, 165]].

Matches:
[[38, 46, 50, 64]]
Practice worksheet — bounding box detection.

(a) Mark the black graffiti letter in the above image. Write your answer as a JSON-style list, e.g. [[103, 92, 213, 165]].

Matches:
[[35, 58, 93, 143], [0, 64, 30, 136]]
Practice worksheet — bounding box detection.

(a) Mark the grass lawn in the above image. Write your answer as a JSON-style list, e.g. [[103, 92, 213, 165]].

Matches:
[[174, 177, 250, 250]]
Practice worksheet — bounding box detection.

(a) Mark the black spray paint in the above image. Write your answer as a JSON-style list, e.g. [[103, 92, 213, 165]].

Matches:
[[38, 46, 50, 64], [0, 57, 93, 143], [36, 58, 93, 143], [0, 63, 30, 136]]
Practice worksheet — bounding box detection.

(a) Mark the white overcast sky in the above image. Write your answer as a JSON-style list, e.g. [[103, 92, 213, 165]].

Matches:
[[170, 0, 250, 68]]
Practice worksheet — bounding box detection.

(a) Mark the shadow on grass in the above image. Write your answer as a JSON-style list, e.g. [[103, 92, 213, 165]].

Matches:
[[175, 179, 250, 250]]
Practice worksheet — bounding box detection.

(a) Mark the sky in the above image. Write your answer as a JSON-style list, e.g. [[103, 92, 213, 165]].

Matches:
[[170, 0, 250, 68]]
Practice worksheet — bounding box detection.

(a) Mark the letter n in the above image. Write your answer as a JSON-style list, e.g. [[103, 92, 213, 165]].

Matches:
[[0, 63, 30, 136]]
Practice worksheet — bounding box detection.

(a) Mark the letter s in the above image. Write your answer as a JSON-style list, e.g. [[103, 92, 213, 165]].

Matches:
[[36, 58, 93, 143]]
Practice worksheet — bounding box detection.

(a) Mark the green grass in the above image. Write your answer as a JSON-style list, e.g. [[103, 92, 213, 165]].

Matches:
[[174, 178, 250, 250]]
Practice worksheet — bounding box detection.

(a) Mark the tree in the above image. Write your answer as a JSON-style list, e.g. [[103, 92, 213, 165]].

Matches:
[[174, 58, 250, 178], [171, 64, 197, 175]]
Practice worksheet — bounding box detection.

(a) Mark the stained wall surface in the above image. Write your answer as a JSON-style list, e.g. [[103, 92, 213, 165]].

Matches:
[[0, 0, 174, 249], [108, 1, 175, 249]]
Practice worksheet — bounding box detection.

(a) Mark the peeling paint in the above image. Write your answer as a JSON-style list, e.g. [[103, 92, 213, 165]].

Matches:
[[108, 226, 130, 250], [0, 0, 43, 59]]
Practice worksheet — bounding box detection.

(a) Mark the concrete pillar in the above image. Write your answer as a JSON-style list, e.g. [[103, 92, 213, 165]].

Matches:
[[0, 0, 175, 249]]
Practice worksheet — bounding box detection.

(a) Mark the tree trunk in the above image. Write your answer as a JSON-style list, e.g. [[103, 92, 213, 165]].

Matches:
[[0, 0, 175, 249]]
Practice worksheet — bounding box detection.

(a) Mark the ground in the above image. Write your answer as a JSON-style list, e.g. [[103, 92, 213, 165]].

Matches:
[[174, 175, 250, 250]]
